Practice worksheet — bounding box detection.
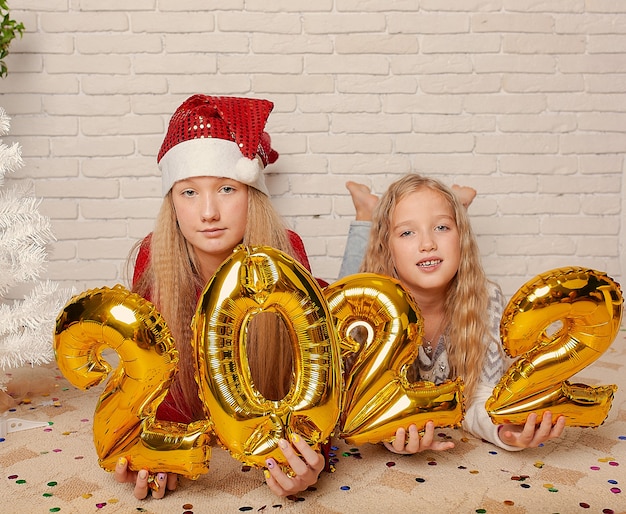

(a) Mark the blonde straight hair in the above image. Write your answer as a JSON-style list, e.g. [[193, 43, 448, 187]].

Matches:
[[360, 174, 490, 399], [131, 186, 295, 419]]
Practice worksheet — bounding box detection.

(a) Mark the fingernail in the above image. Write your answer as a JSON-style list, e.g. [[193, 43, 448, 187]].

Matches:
[[157, 473, 166, 481], [291, 433, 300, 444], [138, 469, 148, 480], [266, 459, 275, 469], [263, 469, 271, 479], [117, 457, 126, 467], [278, 438, 288, 449]]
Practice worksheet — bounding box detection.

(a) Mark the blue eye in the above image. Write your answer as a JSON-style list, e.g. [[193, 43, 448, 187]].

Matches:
[[220, 185, 235, 194], [181, 189, 196, 197]]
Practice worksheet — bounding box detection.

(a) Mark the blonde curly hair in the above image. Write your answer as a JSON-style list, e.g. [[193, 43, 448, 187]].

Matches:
[[360, 174, 490, 399]]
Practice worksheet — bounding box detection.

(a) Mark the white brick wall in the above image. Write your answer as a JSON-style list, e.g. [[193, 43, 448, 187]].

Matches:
[[2, 2, 625, 300]]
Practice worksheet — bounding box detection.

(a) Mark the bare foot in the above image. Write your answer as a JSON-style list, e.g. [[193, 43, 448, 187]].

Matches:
[[346, 181, 379, 221], [451, 184, 476, 208]]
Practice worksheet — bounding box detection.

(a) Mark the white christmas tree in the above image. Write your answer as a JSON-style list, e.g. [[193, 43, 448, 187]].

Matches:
[[0, 107, 69, 392]]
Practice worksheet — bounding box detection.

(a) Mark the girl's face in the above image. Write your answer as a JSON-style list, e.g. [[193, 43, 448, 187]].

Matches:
[[171, 176, 248, 278], [389, 187, 461, 300]]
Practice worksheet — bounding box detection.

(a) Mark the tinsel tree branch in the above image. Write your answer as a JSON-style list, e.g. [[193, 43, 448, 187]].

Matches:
[[0, 107, 72, 375]]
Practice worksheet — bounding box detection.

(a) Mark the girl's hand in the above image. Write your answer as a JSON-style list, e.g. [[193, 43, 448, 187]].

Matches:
[[498, 411, 566, 448], [114, 457, 178, 499], [264, 433, 325, 497], [383, 421, 455, 455]]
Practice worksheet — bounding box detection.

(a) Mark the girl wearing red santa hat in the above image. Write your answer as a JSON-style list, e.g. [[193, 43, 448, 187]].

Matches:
[[114, 95, 325, 499]]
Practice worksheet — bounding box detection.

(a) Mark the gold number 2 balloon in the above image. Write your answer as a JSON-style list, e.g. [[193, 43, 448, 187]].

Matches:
[[486, 267, 623, 427], [54, 285, 211, 478], [193, 245, 343, 469], [325, 273, 465, 445]]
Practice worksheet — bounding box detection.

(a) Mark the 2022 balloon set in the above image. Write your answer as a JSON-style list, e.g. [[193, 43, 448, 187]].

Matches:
[[54, 245, 623, 479]]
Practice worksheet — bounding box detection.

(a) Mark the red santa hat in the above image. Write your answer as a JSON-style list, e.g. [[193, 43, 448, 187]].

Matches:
[[157, 95, 279, 196]]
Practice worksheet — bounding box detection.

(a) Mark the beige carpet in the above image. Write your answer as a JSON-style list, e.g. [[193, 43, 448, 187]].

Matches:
[[1, 325, 625, 514]]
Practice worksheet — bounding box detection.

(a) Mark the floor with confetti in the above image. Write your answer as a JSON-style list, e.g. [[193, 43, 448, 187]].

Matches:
[[1, 324, 625, 514]]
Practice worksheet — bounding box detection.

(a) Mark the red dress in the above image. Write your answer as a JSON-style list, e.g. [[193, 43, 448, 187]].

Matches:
[[132, 230, 327, 423], [134, 231, 333, 471]]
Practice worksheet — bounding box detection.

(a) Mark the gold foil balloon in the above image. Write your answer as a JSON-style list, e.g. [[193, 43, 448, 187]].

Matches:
[[325, 273, 465, 445], [193, 245, 343, 469], [54, 285, 211, 479], [486, 267, 623, 427]]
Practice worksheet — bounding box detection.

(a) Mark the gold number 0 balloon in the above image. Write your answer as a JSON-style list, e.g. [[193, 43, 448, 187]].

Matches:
[[54, 285, 211, 478], [194, 245, 343, 469], [486, 267, 623, 427], [325, 273, 465, 445]]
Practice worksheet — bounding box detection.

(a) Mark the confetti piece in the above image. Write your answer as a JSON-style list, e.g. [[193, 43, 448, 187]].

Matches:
[[470, 470, 479, 474], [47, 481, 58, 487], [82, 494, 92, 499], [610, 487, 621, 494], [16, 479, 26, 484], [543, 483, 554, 489], [534, 461, 544, 468], [503, 500, 514, 506], [49, 508, 61, 513], [520, 483, 531, 489], [183, 504, 193, 510], [590, 466, 601, 471], [43, 493, 53, 497], [415, 477, 425, 483], [386, 461, 396, 467], [489, 451, 497, 455], [96, 503, 106, 508], [609, 461, 619, 466], [340, 486, 350, 490], [8, 475, 18, 479], [238, 508, 253, 512], [579, 503, 590, 508]]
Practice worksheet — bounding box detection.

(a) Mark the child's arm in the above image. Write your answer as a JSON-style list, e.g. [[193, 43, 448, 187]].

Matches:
[[114, 458, 178, 500], [382, 421, 455, 455], [263, 434, 325, 496]]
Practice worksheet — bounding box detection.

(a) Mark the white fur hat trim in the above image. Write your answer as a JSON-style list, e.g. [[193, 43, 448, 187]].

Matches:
[[159, 137, 268, 196]]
